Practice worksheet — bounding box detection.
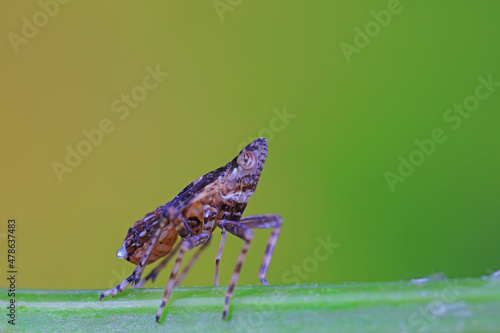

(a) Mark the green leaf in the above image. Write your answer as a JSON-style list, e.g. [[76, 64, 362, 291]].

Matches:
[[2, 277, 500, 332]]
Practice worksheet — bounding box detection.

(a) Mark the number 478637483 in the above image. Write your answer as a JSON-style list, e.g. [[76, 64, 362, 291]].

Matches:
[[99, 138, 282, 322]]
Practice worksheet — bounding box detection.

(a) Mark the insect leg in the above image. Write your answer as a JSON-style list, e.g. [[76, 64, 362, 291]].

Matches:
[[101, 208, 195, 300], [173, 237, 211, 287], [133, 241, 182, 288], [100, 209, 173, 300], [131, 207, 192, 286], [174, 206, 217, 287], [156, 232, 210, 323], [240, 214, 282, 285], [213, 230, 227, 286], [218, 221, 254, 320], [146, 187, 214, 288], [99, 274, 134, 300]]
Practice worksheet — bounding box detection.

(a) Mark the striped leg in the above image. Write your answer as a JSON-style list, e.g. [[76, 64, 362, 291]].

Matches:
[[131, 208, 192, 285], [214, 230, 227, 286], [99, 274, 134, 300], [155, 232, 210, 323], [100, 207, 192, 300], [218, 221, 254, 320], [134, 241, 182, 289], [173, 237, 211, 287], [100, 216, 170, 299], [240, 214, 282, 285]]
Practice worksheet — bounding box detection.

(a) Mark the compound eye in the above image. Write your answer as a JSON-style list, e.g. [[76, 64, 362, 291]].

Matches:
[[238, 151, 257, 171]]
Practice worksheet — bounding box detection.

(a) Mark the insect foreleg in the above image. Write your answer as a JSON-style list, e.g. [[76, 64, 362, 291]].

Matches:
[[240, 214, 282, 285], [217, 215, 282, 319]]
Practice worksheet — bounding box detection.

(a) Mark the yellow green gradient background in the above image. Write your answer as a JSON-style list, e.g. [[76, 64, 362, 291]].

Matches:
[[1, 1, 499, 291]]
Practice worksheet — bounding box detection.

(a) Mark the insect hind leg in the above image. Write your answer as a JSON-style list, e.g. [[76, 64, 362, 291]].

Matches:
[[99, 274, 134, 300]]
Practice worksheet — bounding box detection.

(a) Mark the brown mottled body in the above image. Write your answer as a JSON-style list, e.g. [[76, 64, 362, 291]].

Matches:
[[99, 138, 282, 323], [117, 201, 206, 265]]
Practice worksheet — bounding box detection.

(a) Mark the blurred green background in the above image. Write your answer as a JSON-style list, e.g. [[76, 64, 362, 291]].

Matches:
[[1, 1, 499, 291]]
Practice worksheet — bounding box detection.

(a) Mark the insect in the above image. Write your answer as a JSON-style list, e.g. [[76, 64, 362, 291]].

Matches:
[[99, 138, 282, 322]]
